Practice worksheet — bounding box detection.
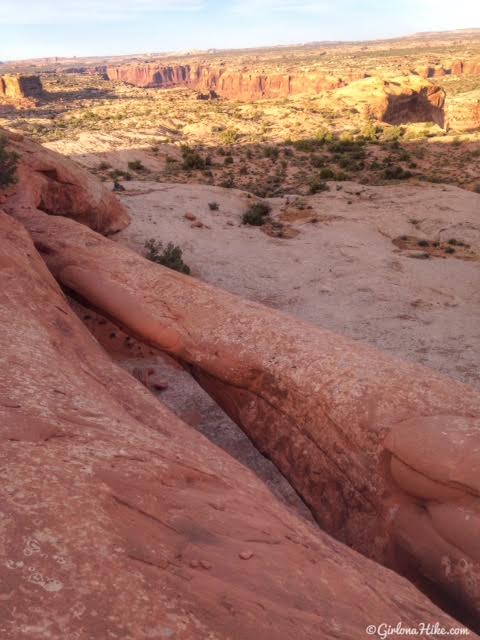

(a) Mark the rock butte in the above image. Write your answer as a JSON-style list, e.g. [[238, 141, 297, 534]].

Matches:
[[0, 74, 43, 106], [0, 160, 468, 638], [334, 76, 446, 127], [2, 129, 480, 628]]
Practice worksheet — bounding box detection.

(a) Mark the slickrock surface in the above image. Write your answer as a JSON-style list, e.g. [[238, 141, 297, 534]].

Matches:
[[1, 210, 467, 639], [13, 201, 480, 620], [0, 129, 129, 234]]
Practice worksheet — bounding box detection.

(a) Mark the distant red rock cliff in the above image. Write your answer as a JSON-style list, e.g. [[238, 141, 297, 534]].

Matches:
[[414, 58, 480, 78], [106, 63, 366, 100], [106, 57, 480, 102]]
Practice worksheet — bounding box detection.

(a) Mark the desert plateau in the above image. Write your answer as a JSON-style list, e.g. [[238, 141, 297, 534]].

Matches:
[[1, 6, 480, 639]]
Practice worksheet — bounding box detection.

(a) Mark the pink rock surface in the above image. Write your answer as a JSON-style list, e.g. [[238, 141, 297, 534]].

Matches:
[[13, 204, 480, 621], [1, 209, 467, 638], [0, 128, 129, 234]]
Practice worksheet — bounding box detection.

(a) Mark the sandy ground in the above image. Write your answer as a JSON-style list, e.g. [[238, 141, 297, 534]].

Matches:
[[115, 179, 480, 387]]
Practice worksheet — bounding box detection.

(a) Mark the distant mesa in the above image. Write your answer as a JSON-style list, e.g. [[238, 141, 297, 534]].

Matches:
[[106, 62, 366, 101]]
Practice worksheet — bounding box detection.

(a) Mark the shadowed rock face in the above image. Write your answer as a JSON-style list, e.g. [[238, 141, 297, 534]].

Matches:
[[12, 201, 480, 622], [383, 85, 446, 127], [335, 76, 446, 127], [0, 129, 129, 234], [1, 209, 467, 638], [106, 62, 365, 100]]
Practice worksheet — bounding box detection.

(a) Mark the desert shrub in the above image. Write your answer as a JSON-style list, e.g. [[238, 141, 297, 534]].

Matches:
[[361, 122, 379, 141], [329, 139, 365, 154], [242, 201, 271, 226], [109, 169, 132, 181], [0, 136, 19, 188], [224, 155, 234, 165], [180, 144, 205, 171], [319, 168, 335, 179], [291, 130, 333, 153], [474, 184, 480, 194], [97, 161, 111, 171], [208, 201, 219, 211], [263, 146, 279, 161], [338, 156, 364, 171], [220, 176, 235, 188], [128, 159, 147, 172], [381, 126, 404, 142], [220, 129, 240, 145], [144, 239, 190, 275], [311, 155, 325, 168], [383, 165, 412, 180], [309, 177, 330, 194]]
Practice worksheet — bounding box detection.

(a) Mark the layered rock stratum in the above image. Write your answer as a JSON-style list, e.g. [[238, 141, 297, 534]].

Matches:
[[106, 62, 366, 100], [0, 130, 472, 638], [105, 57, 480, 106]]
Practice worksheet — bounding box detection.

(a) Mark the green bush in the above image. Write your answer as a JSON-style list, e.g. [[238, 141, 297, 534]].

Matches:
[[319, 168, 335, 179], [182, 151, 205, 170], [220, 129, 240, 145], [242, 201, 271, 226], [144, 239, 191, 275], [128, 159, 145, 171], [361, 122, 379, 141], [383, 166, 412, 180], [309, 177, 330, 194], [0, 136, 19, 188], [263, 146, 280, 161], [381, 126, 404, 142]]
